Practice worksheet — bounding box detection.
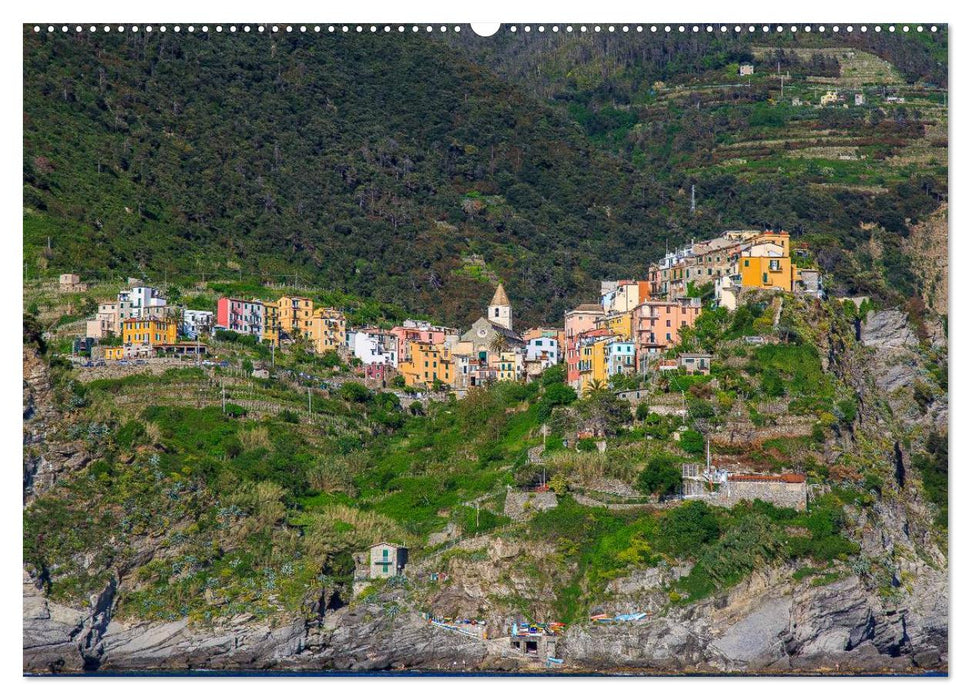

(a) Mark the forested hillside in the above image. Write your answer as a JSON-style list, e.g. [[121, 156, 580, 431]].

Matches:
[[24, 27, 946, 326]]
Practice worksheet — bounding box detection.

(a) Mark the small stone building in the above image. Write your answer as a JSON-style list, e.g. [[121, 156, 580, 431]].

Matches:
[[678, 352, 712, 375], [716, 473, 808, 511], [369, 542, 408, 579]]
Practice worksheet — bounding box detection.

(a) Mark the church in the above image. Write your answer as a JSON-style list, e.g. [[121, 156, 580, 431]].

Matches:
[[459, 283, 524, 361]]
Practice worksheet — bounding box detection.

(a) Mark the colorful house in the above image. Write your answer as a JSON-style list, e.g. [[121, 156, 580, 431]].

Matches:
[[595, 311, 634, 341], [606, 340, 637, 378], [525, 336, 559, 367], [309, 307, 347, 355], [181, 309, 214, 340], [601, 280, 651, 314], [121, 317, 178, 347], [262, 300, 280, 346], [632, 298, 703, 371], [369, 542, 408, 579], [739, 231, 797, 292], [497, 350, 521, 382], [216, 297, 265, 338], [277, 295, 314, 339], [398, 341, 453, 388], [349, 328, 399, 367]]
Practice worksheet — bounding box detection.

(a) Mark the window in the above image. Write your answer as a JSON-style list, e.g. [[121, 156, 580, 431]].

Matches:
[[744, 260, 750, 267]]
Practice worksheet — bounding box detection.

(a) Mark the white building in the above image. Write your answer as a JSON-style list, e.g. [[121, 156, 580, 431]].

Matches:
[[182, 309, 214, 340], [119, 286, 167, 318], [348, 328, 399, 367], [525, 336, 559, 368]]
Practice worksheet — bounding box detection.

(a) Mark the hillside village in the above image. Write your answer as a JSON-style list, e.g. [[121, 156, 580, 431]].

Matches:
[[72, 228, 821, 398], [22, 30, 948, 674]]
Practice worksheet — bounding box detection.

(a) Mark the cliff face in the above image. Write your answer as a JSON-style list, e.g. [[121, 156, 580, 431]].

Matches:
[[24, 560, 946, 674], [23, 345, 91, 505], [560, 565, 946, 673]]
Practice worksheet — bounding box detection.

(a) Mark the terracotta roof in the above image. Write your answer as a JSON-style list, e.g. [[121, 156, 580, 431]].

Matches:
[[490, 283, 510, 307], [728, 473, 806, 483], [570, 304, 605, 313]]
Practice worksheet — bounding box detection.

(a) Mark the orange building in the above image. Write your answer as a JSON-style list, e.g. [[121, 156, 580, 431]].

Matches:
[[121, 317, 178, 347], [398, 341, 453, 388], [739, 231, 797, 292], [309, 307, 347, 354], [277, 295, 314, 338]]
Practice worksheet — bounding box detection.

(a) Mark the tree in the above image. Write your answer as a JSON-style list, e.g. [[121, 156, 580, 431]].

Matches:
[[544, 383, 577, 407], [490, 331, 509, 356], [637, 453, 682, 497]]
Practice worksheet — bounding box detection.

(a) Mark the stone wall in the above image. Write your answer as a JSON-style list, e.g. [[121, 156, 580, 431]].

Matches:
[[711, 479, 807, 511], [503, 491, 558, 521]]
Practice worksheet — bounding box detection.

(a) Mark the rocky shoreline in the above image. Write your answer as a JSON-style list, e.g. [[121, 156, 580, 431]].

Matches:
[[24, 560, 947, 675]]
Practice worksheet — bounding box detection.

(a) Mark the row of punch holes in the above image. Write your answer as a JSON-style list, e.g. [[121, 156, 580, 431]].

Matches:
[[34, 24, 940, 35]]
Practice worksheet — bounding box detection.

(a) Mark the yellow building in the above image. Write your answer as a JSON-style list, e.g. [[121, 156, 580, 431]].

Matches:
[[595, 311, 634, 341], [277, 295, 314, 338], [103, 346, 125, 361], [577, 336, 612, 395], [309, 307, 347, 354], [497, 351, 519, 382], [262, 300, 280, 346], [399, 341, 452, 388], [121, 317, 178, 347], [739, 231, 798, 292]]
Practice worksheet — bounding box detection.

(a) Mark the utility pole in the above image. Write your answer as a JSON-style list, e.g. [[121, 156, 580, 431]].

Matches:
[[221, 380, 226, 413], [690, 184, 696, 213], [307, 386, 312, 415]]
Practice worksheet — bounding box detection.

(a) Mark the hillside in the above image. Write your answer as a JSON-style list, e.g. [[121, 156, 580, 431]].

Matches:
[[25, 28, 947, 325], [23, 289, 948, 672]]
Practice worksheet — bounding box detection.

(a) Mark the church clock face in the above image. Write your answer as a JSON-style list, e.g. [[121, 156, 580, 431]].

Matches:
[[477, 328, 488, 338]]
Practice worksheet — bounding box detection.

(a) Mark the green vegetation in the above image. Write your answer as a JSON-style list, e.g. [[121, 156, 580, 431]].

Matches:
[[25, 29, 946, 323]]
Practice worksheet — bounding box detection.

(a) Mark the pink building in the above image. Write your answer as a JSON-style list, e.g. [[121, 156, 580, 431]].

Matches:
[[390, 320, 454, 363], [632, 298, 703, 371], [564, 304, 605, 387], [216, 297, 265, 338]]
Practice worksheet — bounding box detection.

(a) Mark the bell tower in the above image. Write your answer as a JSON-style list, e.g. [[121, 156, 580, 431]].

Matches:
[[488, 283, 512, 330]]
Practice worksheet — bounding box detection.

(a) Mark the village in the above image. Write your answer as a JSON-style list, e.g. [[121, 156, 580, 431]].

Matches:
[[56, 228, 826, 668], [69, 228, 821, 394]]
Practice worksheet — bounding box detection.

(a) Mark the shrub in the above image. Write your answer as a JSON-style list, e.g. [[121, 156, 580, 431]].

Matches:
[[680, 429, 705, 455], [576, 438, 598, 452], [636, 453, 682, 497], [224, 403, 247, 418], [339, 382, 372, 403], [658, 501, 720, 556], [278, 409, 300, 423]]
